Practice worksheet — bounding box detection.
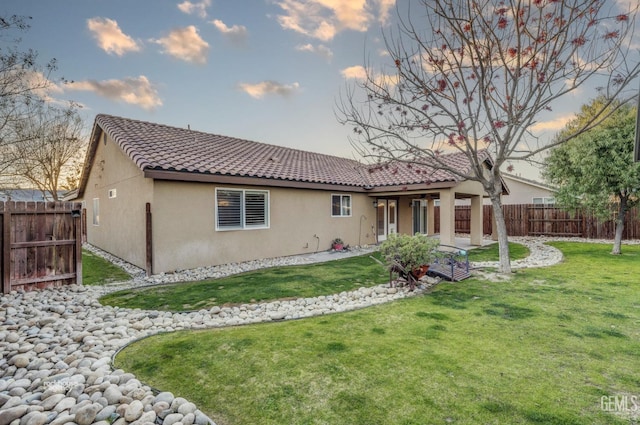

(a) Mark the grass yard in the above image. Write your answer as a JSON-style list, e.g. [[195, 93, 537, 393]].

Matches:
[[100, 253, 389, 311], [82, 249, 131, 285], [100, 242, 528, 311], [466, 240, 530, 262], [114, 242, 640, 424]]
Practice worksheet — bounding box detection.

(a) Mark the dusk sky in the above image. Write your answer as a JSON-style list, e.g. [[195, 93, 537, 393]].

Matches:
[[2, 0, 638, 178]]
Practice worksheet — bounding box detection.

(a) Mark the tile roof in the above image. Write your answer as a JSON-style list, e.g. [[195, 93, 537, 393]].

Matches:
[[81, 114, 491, 192], [95, 114, 367, 187], [363, 151, 489, 188]]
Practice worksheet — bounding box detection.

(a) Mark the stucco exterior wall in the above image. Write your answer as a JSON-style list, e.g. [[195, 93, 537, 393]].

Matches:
[[499, 178, 554, 205], [449, 179, 486, 197], [457, 177, 554, 205], [151, 181, 377, 273], [81, 132, 153, 269], [396, 198, 413, 235]]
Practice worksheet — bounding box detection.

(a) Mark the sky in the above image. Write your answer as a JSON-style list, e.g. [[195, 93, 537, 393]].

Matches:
[[2, 0, 638, 180]]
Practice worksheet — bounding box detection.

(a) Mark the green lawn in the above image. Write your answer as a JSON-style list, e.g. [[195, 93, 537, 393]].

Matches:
[[82, 249, 131, 285], [466, 241, 530, 262], [115, 242, 640, 425], [100, 243, 529, 311], [100, 253, 390, 311]]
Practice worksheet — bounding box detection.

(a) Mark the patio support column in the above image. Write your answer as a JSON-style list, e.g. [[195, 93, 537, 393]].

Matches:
[[439, 190, 455, 246], [427, 198, 435, 235], [470, 195, 483, 246]]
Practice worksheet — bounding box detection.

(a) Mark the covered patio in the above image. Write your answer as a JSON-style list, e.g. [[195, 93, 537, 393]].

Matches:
[[369, 182, 492, 248], [362, 151, 507, 249]]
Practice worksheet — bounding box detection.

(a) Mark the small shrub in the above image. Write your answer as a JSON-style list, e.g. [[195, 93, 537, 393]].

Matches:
[[379, 233, 440, 285]]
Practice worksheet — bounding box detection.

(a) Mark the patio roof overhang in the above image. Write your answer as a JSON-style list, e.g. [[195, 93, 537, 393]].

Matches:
[[363, 181, 457, 196]]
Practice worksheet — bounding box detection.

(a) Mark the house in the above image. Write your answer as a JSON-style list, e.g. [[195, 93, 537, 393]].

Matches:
[[454, 173, 554, 207], [499, 173, 555, 205], [75, 114, 505, 274], [0, 189, 66, 202]]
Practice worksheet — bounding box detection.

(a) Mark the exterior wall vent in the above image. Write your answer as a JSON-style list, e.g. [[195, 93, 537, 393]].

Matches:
[[108, 189, 117, 199]]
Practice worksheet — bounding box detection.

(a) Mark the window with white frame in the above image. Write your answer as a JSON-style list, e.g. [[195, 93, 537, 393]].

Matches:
[[216, 188, 269, 230], [532, 197, 555, 205], [331, 194, 352, 217], [92, 198, 100, 225]]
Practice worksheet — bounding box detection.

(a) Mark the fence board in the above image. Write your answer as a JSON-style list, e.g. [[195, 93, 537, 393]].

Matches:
[[1, 202, 10, 293], [1, 201, 82, 293], [434, 204, 640, 240]]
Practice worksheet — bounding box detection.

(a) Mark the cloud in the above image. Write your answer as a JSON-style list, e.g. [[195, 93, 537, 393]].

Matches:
[[237, 81, 300, 99], [211, 19, 248, 46], [275, 0, 396, 41], [340, 65, 367, 79], [615, 0, 636, 11], [7, 70, 66, 105], [376, 0, 395, 24], [529, 114, 575, 133], [27, 71, 64, 96], [87, 17, 141, 56], [67, 76, 162, 110], [296, 43, 333, 60], [177, 0, 211, 18], [340, 64, 398, 86], [152, 26, 209, 64]]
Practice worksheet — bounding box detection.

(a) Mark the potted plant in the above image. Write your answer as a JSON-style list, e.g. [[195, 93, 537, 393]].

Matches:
[[332, 237, 344, 251], [379, 233, 440, 289]]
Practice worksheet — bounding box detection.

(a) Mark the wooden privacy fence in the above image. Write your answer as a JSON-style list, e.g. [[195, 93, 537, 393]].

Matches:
[[435, 204, 640, 240], [1, 201, 83, 293]]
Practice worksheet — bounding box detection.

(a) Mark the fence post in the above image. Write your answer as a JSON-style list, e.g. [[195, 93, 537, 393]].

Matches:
[[2, 202, 11, 293], [145, 203, 152, 276], [74, 206, 83, 286], [82, 208, 87, 243]]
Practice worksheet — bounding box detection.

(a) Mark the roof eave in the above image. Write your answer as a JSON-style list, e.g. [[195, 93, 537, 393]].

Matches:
[[143, 169, 369, 192], [76, 120, 105, 199], [365, 180, 458, 195]]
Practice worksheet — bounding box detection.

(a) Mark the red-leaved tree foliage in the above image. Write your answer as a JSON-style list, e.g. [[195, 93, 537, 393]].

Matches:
[[338, 0, 640, 273]]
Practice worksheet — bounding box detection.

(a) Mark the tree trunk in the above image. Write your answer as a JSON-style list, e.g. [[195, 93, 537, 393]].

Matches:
[[611, 195, 628, 255], [489, 195, 512, 274]]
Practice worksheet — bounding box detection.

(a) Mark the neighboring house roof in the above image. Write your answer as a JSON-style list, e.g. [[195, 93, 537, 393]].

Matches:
[[77, 114, 501, 197], [0, 189, 64, 202], [501, 173, 555, 192]]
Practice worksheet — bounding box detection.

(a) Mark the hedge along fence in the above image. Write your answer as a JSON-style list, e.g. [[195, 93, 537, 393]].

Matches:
[[434, 204, 640, 240], [1, 201, 83, 293]]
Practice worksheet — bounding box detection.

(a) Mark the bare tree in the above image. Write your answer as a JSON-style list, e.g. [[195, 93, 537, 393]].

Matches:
[[8, 102, 86, 200], [338, 0, 640, 273], [0, 14, 58, 183]]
